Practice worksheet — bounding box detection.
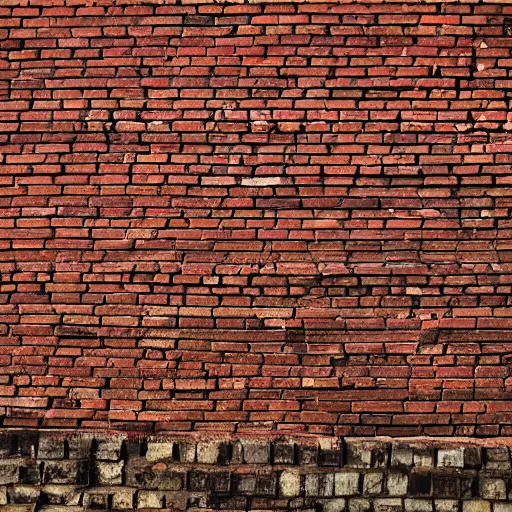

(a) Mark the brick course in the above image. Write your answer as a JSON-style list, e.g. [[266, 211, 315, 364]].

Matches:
[[1, 0, 512, 436]]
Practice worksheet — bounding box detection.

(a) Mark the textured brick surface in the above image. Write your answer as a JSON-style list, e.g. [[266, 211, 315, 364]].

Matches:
[[1, 432, 512, 511], [1, 0, 512, 435]]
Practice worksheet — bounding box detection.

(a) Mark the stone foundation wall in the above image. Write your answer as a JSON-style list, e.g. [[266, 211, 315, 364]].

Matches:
[[0, 432, 512, 511]]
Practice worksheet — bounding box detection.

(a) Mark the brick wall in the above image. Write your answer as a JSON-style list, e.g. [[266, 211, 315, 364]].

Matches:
[[1, 0, 512, 437]]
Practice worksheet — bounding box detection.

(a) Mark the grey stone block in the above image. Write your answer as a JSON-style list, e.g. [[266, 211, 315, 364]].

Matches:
[[67, 435, 93, 460], [485, 448, 510, 470], [280, 470, 300, 497], [335, 472, 360, 496], [494, 504, 512, 512], [374, 498, 403, 512], [321, 498, 347, 512], [95, 461, 124, 485], [299, 444, 318, 465], [38, 433, 65, 460], [43, 461, 79, 485], [8, 485, 40, 504], [255, 472, 277, 496], [196, 441, 220, 464], [463, 501, 491, 512], [437, 448, 464, 468], [273, 442, 295, 465], [95, 436, 124, 461], [435, 499, 459, 512], [346, 441, 372, 468], [363, 472, 383, 495], [241, 440, 270, 464], [432, 475, 459, 498], [386, 472, 408, 496], [414, 449, 434, 468], [112, 488, 135, 509], [146, 441, 173, 462], [479, 478, 506, 500], [137, 490, 163, 509], [405, 498, 434, 512], [349, 498, 371, 512], [391, 448, 413, 467]]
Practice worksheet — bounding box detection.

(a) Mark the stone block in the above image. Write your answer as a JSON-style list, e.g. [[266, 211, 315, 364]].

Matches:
[[188, 470, 210, 492], [485, 448, 510, 470], [177, 442, 196, 463], [67, 435, 93, 460], [432, 475, 459, 498], [464, 447, 482, 469], [84, 490, 110, 509], [38, 433, 65, 460], [494, 504, 512, 512], [280, 470, 300, 497], [137, 490, 163, 509], [321, 498, 347, 512], [463, 501, 491, 512], [19, 463, 39, 485], [8, 485, 40, 504], [335, 472, 360, 496], [11, 433, 38, 458], [374, 498, 403, 512], [437, 448, 464, 468], [43, 461, 79, 485], [273, 442, 295, 465], [164, 491, 188, 510], [41, 485, 81, 506], [364, 472, 383, 495], [145, 441, 173, 462], [299, 444, 318, 465], [372, 445, 391, 468], [112, 489, 135, 509], [0, 434, 12, 458], [479, 478, 506, 500], [460, 476, 475, 499], [434, 500, 459, 512], [320, 449, 342, 467], [346, 441, 372, 468], [305, 473, 336, 497], [386, 472, 408, 496], [255, 472, 278, 496], [196, 441, 220, 464], [414, 449, 434, 468], [212, 471, 231, 493], [409, 473, 432, 496], [391, 448, 413, 467], [349, 498, 371, 512], [96, 461, 124, 485], [241, 440, 270, 464], [237, 474, 256, 494], [405, 499, 434, 512], [95, 436, 124, 461]]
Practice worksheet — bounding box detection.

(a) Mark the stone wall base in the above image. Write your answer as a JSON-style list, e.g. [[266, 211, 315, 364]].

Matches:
[[0, 432, 511, 511]]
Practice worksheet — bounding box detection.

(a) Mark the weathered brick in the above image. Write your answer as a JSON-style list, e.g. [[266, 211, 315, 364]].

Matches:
[[0, 0, 512, 441]]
